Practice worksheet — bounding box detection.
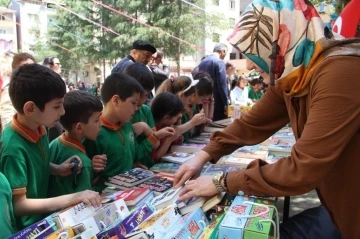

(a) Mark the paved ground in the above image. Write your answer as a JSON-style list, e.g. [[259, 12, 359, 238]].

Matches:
[[275, 190, 321, 222]]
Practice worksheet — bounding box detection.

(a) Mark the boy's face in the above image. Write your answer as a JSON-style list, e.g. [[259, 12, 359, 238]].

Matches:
[[82, 111, 102, 140], [137, 90, 150, 107], [34, 98, 65, 127], [115, 93, 140, 122], [164, 112, 182, 126]]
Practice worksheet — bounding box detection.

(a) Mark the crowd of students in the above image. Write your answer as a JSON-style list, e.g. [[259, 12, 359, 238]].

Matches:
[[0, 51, 217, 237]]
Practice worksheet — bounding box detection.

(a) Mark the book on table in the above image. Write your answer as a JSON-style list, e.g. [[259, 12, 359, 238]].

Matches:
[[201, 192, 226, 212], [170, 143, 206, 154], [231, 145, 268, 160], [176, 196, 208, 215], [201, 164, 242, 176], [108, 168, 155, 188], [101, 187, 151, 206], [161, 151, 195, 163], [149, 187, 183, 210], [149, 162, 180, 175], [136, 176, 173, 196], [187, 135, 211, 144]]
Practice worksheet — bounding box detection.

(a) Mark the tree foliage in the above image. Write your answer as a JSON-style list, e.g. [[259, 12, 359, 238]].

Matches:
[[42, 0, 226, 73]]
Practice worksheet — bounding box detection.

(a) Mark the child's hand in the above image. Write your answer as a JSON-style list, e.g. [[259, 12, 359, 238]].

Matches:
[[191, 110, 207, 126], [92, 154, 107, 173], [154, 127, 175, 139], [71, 190, 101, 208], [169, 128, 181, 142], [56, 156, 82, 177]]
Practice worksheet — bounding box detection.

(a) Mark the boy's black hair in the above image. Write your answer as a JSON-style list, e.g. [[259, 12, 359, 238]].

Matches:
[[101, 72, 145, 104], [9, 64, 66, 114], [193, 72, 213, 96], [124, 63, 155, 91], [151, 92, 184, 122], [60, 91, 103, 132], [249, 77, 263, 86]]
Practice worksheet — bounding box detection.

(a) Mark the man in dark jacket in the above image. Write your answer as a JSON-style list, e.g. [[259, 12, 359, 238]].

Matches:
[[198, 43, 229, 121], [150, 51, 170, 92], [112, 40, 156, 73]]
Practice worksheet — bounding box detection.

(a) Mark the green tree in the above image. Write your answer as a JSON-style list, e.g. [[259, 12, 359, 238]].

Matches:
[[0, 0, 9, 7]]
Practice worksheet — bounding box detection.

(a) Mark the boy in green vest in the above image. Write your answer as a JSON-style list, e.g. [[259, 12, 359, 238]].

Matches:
[[83, 73, 174, 193], [0, 64, 101, 230], [49, 91, 103, 197], [126, 63, 163, 168]]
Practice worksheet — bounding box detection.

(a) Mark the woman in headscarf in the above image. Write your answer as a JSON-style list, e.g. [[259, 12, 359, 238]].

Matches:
[[173, 0, 360, 238]]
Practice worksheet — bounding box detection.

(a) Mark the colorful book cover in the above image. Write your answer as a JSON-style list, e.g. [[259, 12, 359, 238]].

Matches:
[[164, 208, 209, 239], [8, 215, 57, 239], [216, 155, 255, 168], [149, 163, 180, 175], [96, 203, 154, 239], [231, 146, 268, 160], [161, 152, 195, 164], [103, 188, 150, 206], [137, 177, 172, 196], [51, 202, 99, 228], [199, 213, 225, 239], [187, 136, 211, 144], [243, 205, 275, 239], [150, 187, 182, 210], [268, 142, 294, 153], [218, 196, 254, 239], [176, 196, 208, 215], [110, 168, 155, 187], [45, 227, 74, 239], [132, 206, 182, 238], [201, 164, 241, 176], [128, 192, 155, 212]]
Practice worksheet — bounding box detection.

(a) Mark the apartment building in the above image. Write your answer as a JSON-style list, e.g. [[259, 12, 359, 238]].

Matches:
[[0, 6, 17, 52]]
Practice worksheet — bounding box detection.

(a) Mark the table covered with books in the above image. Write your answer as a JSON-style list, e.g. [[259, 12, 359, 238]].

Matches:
[[9, 118, 295, 239]]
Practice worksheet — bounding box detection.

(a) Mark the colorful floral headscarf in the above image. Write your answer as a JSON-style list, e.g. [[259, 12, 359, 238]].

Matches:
[[228, 0, 360, 96]]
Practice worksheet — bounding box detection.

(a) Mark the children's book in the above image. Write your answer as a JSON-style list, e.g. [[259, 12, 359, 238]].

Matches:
[[231, 146, 268, 160], [164, 208, 209, 239], [218, 196, 254, 239], [243, 204, 275, 239], [201, 164, 241, 176], [199, 213, 225, 239], [8, 215, 57, 239], [216, 155, 254, 168], [149, 163, 180, 175], [161, 151, 195, 163], [125, 231, 149, 239], [170, 143, 206, 154], [201, 193, 226, 212], [137, 177, 173, 196], [109, 168, 155, 188], [127, 192, 155, 212], [102, 188, 151, 206], [149, 187, 183, 210], [176, 196, 208, 215], [131, 206, 182, 238]]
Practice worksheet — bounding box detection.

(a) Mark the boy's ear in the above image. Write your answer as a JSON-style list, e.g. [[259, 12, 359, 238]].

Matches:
[[111, 94, 121, 106], [23, 101, 36, 116], [74, 122, 82, 132]]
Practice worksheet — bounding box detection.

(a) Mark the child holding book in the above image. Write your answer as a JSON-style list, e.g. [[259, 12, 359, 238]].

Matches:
[[125, 63, 174, 168], [151, 92, 206, 161], [156, 76, 207, 142], [0, 64, 101, 229], [49, 91, 103, 197], [83, 73, 173, 193]]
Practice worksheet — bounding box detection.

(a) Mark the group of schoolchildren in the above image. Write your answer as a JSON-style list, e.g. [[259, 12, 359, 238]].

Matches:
[[0, 60, 214, 238]]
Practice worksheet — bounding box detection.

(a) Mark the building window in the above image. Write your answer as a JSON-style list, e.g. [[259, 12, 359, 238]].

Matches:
[[0, 14, 5, 20], [229, 0, 235, 9], [28, 13, 38, 22], [230, 53, 237, 59], [212, 33, 220, 42], [0, 29, 6, 34], [229, 18, 235, 28]]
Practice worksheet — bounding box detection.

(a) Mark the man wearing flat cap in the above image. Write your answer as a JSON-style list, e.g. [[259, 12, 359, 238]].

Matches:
[[112, 40, 157, 73]]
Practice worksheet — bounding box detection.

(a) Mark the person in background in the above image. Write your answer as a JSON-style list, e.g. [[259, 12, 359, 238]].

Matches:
[[174, 0, 360, 237], [150, 50, 170, 92], [247, 77, 263, 102], [0, 53, 36, 130], [43, 56, 66, 142], [43, 56, 62, 75], [230, 76, 252, 106], [225, 62, 236, 99], [111, 40, 157, 73], [198, 43, 229, 121]]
